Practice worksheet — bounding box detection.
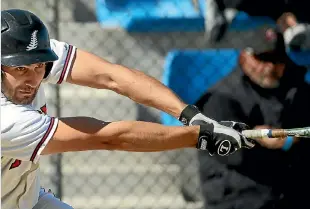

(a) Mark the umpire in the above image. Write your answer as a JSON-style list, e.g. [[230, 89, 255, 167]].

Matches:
[[196, 29, 310, 209]]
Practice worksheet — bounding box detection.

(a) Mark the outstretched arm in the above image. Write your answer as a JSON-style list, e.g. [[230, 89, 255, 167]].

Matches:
[[40, 115, 251, 156], [2, 106, 250, 161], [41, 117, 199, 155], [66, 49, 186, 118]]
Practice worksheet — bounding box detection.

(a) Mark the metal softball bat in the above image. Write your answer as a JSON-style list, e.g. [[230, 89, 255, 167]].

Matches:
[[241, 127, 310, 138]]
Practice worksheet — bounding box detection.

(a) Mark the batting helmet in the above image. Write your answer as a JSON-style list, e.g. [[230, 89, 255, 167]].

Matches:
[[1, 9, 58, 67]]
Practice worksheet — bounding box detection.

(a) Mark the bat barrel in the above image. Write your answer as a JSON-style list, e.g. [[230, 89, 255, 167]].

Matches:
[[285, 127, 310, 137], [242, 127, 310, 139]]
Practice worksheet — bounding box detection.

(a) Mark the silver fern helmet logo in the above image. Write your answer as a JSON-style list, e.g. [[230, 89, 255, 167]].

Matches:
[[26, 30, 38, 51]]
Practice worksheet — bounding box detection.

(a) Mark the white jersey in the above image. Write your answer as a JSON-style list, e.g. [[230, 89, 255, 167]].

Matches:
[[1, 39, 77, 209]]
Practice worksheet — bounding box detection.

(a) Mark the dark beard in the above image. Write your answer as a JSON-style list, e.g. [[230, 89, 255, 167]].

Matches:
[[1, 80, 39, 105]]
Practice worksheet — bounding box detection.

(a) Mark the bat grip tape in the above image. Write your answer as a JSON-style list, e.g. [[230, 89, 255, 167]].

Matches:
[[267, 129, 273, 138]]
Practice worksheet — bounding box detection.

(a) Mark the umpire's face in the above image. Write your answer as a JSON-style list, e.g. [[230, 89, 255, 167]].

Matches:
[[1, 63, 46, 105]]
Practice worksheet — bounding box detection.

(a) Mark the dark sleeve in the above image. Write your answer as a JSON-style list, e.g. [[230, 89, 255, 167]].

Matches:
[[211, 0, 285, 21], [196, 92, 266, 207], [196, 92, 247, 123]]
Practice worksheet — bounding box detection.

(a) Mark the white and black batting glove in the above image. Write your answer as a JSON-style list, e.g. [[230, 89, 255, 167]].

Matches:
[[179, 105, 255, 156]]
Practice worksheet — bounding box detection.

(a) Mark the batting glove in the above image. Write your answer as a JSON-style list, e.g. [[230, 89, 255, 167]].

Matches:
[[180, 105, 255, 156]]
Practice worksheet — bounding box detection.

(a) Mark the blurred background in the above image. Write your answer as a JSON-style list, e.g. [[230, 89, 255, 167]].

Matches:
[[2, 1, 310, 209]]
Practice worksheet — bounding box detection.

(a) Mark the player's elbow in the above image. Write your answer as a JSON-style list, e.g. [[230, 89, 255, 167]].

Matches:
[[76, 120, 137, 151], [95, 65, 142, 96], [97, 122, 134, 148]]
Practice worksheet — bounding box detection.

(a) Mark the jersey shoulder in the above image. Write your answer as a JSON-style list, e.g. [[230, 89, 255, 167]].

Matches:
[[1, 99, 58, 163], [44, 39, 76, 84], [50, 39, 70, 53]]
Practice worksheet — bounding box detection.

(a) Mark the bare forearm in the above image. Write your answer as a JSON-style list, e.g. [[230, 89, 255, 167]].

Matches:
[[102, 121, 198, 151], [44, 118, 198, 155], [107, 66, 187, 118]]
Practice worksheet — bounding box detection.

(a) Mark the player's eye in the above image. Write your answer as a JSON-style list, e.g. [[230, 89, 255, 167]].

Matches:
[[14, 67, 27, 75], [16, 67, 26, 72]]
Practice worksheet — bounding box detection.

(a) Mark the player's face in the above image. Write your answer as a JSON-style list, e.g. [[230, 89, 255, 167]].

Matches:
[[1, 63, 46, 105]]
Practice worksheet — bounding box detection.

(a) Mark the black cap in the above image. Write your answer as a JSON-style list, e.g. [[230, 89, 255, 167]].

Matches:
[[251, 28, 288, 64]]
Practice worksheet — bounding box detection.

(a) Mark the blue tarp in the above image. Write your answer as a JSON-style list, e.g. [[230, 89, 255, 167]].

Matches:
[[95, 0, 274, 32], [96, 0, 204, 32], [161, 49, 240, 125]]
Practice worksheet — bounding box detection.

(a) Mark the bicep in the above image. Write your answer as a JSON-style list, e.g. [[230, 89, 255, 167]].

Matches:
[[66, 49, 117, 89], [42, 117, 112, 155], [44, 40, 114, 87]]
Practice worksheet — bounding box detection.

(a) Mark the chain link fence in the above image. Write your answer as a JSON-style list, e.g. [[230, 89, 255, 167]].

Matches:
[[2, 1, 273, 209]]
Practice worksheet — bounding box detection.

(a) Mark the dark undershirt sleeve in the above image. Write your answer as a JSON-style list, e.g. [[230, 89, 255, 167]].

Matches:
[[195, 92, 275, 209]]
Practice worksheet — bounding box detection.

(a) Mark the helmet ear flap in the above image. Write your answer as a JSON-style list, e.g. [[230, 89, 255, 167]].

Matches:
[[1, 69, 5, 81], [44, 62, 53, 79], [1, 17, 9, 33]]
